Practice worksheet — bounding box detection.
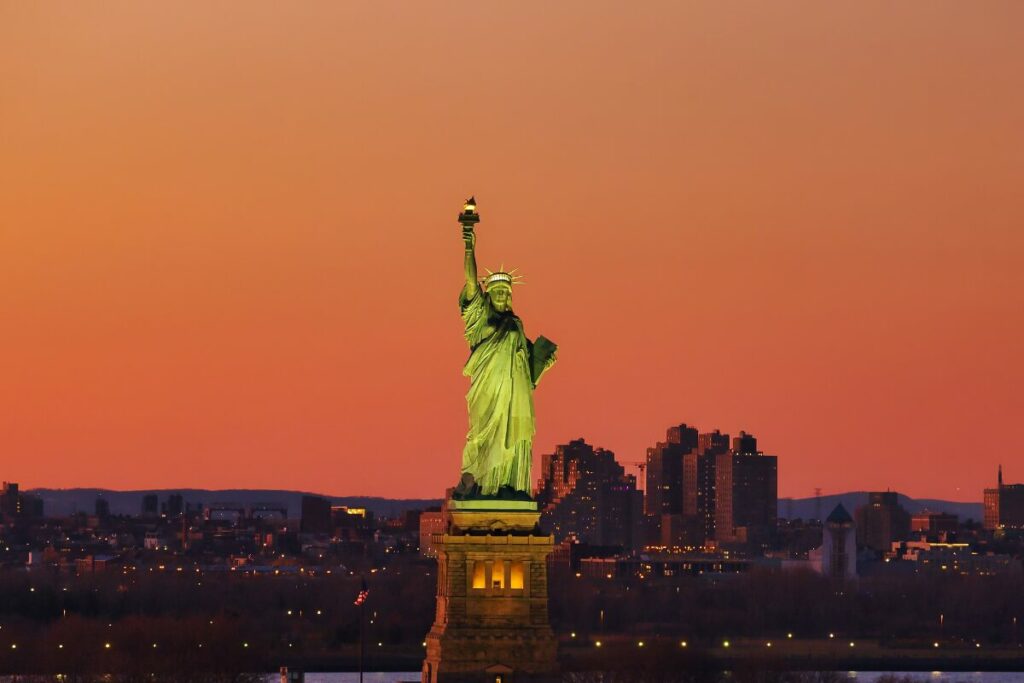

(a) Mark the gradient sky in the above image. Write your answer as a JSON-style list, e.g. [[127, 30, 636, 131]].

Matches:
[[2, 3, 1022, 501]]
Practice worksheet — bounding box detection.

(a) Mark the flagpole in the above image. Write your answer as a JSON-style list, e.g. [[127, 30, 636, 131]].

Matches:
[[359, 577, 365, 683]]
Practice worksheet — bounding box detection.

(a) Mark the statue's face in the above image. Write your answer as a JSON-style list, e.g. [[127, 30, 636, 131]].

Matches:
[[489, 286, 512, 312]]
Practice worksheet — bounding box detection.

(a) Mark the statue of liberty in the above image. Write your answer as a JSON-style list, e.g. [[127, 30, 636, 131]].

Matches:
[[454, 198, 557, 500]]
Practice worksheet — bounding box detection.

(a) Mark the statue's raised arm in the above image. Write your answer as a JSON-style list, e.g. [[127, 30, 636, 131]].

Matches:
[[462, 226, 478, 299], [459, 197, 480, 300]]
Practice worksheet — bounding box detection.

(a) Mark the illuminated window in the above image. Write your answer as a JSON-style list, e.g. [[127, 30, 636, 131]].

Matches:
[[510, 561, 525, 590], [471, 561, 486, 589], [492, 562, 505, 589]]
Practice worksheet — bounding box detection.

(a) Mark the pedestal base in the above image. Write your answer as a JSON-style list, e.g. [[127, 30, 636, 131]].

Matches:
[[422, 503, 558, 683]]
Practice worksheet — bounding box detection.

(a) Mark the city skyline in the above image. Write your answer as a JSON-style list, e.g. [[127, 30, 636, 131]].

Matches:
[[3, 4, 1023, 501]]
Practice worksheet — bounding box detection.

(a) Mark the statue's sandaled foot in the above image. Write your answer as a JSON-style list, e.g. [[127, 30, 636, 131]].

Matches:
[[452, 473, 480, 500]]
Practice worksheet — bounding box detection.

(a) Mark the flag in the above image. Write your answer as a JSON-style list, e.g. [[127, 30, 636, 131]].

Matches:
[[354, 577, 369, 606]]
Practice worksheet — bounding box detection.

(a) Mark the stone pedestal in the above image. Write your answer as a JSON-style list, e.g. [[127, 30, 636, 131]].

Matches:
[[422, 500, 558, 683]]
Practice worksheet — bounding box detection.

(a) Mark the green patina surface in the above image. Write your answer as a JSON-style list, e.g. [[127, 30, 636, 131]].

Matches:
[[447, 499, 539, 511], [455, 211, 557, 499]]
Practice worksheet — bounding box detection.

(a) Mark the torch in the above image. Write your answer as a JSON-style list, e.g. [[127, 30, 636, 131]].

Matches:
[[458, 196, 480, 226]]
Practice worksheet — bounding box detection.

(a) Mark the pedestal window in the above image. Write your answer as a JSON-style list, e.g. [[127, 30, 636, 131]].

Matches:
[[510, 561, 525, 590], [471, 560, 486, 589]]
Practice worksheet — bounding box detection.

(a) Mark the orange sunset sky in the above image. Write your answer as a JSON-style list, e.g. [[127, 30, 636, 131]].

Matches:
[[1, 3, 1022, 501]]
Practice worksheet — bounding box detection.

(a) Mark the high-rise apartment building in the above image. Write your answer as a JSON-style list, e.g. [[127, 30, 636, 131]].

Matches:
[[160, 493, 184, 518], [1, 482, 21, 518], [538, 439, 643, 551], [984, 465, 1024, 531], [419, 509, 445, 558], [854, 492, 910, 552], [300, 495, 333, 535], [141, 494, 158, 518], [643, 426, 779, 549], [1, 482, 43, 520], [644, 424, 697, 516], [714, 437, 778, 548], [692, 430, 731, 543]]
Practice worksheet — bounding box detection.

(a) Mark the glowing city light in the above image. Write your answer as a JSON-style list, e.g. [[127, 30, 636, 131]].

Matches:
[[680, 641, 688, 647]]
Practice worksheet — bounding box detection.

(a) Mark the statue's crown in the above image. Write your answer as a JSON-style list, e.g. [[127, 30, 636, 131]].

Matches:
[[482, 266, 523, 290]]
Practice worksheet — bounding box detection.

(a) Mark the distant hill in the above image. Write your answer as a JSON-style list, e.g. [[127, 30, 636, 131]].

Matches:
[[28, 487, 984, 523], [27, 488, 442, 519], [779, 492, 982, 522]]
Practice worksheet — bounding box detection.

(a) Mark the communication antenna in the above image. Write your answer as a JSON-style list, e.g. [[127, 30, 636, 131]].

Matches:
[[814, 487, 823, 523]]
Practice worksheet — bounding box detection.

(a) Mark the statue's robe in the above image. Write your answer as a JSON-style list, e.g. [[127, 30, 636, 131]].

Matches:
[[459, 286, 535, 495]]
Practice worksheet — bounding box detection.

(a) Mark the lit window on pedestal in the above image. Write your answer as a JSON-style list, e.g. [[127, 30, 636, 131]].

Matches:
[[510, 562, 525, 589], [471, 561, 486, 589], [492, 562, 505, 590]]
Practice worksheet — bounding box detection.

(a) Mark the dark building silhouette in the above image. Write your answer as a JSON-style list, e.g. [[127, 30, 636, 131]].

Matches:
[[1, 482, 43, 520], [690, 429, 731, 543], [538, 438, 643, 551], [644, 424, 697, 516], [0, 482, 21, 518], [643, 426, 778, 549], [732, 431, 757, 454], [714, 437, 778, 548], [855, 492, 910, 553], [300, 495, 333, 535], [95, 497, 110, 519], [161, 493, 184, 518], [141, 493, 158, 518], [698, 429, 730, 456], [911, 511, 958, 535], [984, 465, 1024, 531]]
